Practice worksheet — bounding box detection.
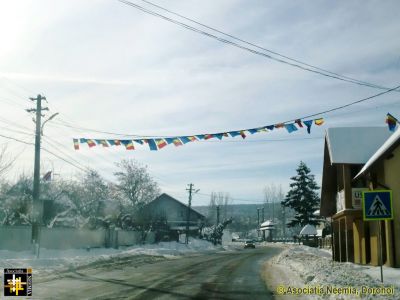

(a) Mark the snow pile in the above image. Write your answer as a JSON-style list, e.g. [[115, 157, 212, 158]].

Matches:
[[0, 239, 233, 275], [270, 245, 399, 299]]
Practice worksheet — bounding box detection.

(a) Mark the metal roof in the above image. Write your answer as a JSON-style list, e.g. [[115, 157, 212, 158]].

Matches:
[[325, 127, 391, 164], [355, 127, 400, 179]]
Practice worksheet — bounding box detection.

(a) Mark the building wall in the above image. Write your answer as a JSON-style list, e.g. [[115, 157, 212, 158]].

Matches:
[[383, 146, 400, 267], [0, 226, 155, 251]]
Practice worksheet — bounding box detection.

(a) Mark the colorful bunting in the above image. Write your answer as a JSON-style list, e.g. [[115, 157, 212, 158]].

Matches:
[[74, 117, 325, 150], [386, 113, 398, 132]]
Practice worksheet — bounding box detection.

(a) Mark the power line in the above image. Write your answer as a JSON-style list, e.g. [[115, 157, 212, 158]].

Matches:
[[51, 83, 400, 139], [117, 0, 395, 91], [0, 132, 87, 172], [137, 0, 394, 92], [283, 83, 400, 123], [196, 192, 265, 204]]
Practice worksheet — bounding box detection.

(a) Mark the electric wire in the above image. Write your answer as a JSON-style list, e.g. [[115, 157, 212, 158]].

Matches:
[[51, 83, 400, 139], [137, 0, 394, 92], [117, 0, 395, 91]]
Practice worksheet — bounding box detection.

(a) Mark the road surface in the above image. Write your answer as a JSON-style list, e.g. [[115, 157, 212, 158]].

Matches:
[[33, 245, 282, 299]]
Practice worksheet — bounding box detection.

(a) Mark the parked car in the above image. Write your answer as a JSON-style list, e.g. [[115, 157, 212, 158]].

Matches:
[[244, 240, 255, 249]]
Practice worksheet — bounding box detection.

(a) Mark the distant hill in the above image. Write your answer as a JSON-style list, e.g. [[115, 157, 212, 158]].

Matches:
[[194, 203, 297, 238]]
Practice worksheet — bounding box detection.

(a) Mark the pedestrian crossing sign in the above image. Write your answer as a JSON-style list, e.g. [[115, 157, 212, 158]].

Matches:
[[362, 190, 393, 221]]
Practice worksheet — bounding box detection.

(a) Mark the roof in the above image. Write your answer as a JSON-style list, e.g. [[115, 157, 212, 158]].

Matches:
[[300, 224, 317, 236], [355, 127, 400, 179], [149, 193, 206, 219], [325, 127, 391, 164]]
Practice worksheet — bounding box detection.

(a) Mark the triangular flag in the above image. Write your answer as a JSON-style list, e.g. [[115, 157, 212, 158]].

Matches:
[[303, 120, 313, 134], [386, 113, 398, 132]]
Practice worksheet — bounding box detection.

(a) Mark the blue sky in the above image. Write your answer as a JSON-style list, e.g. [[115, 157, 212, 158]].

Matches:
[[0, 0, 399, 205]]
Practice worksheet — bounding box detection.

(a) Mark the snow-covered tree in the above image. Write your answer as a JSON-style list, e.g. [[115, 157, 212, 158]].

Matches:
[[281, 161, 321, 228], [114, 159, 160, 212]]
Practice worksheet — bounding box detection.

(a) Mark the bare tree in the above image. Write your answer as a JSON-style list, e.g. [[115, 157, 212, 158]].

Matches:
[[0, 145, 15, 178], [114, 159, 160, 211]]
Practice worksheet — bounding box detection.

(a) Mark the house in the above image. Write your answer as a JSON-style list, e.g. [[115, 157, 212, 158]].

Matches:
[[320, 127, 391, 264], [354, 127, 400, 267], [141, 193, 206, 241]]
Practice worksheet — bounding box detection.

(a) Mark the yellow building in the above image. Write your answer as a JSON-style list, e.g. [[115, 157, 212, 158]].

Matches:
[[355, 127, 400, 267], [320, 127, 395, 265]]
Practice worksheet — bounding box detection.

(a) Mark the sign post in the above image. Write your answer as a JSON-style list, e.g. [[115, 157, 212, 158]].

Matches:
[[362, 190, 393, 283]]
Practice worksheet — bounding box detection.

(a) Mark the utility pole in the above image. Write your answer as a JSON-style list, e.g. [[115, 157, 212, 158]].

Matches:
[[216, 205, 220, 224], [257, 208, 260, 237], [185, 183, 197, 244], [262, 207, 265, 223], [27, 94, 48, 257]]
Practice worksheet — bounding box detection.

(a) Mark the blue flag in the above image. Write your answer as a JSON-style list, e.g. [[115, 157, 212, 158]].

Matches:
[[304, 120, 313, 134], [285, 123, 298, 133]]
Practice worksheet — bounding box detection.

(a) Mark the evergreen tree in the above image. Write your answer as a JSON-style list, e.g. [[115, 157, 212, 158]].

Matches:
[[281, 161, 321, 227]]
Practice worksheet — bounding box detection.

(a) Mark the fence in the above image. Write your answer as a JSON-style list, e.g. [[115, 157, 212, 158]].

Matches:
[[0, 226, 155, 251]]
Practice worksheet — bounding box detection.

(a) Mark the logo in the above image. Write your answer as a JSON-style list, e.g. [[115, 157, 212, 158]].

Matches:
[[4, 268, 32, 297]]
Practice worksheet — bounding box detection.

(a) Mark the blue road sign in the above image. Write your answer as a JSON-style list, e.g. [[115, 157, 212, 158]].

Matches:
[[362, 190, 393, 221]]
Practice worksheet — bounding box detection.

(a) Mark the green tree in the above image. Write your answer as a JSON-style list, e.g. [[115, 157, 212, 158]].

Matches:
[[281, 161, 321, 227]]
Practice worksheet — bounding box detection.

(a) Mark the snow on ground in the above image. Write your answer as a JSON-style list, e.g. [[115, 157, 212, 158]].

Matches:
[[267, 244, 399, 299], [0, 239, 236, 276]]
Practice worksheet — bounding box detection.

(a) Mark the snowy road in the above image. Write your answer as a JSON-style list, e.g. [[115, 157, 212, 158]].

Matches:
[[32, 246, 281, 299]]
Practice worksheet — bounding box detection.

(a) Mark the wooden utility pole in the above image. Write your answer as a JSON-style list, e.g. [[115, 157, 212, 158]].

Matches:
[[216, 205, 220, 224], [185, 183, 194, 244], [27, 94, 48, 257]]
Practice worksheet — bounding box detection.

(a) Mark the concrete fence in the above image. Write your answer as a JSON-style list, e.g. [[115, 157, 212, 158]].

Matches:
[[0, 226, 155, 251]]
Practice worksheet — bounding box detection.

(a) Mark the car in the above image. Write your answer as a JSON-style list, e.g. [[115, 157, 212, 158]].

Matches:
[[244, 240, 255, 249]]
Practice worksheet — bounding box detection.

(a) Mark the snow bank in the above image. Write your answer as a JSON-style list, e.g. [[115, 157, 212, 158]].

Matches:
[[0, 239, 234, 275], [268, 245, 399, 299]]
